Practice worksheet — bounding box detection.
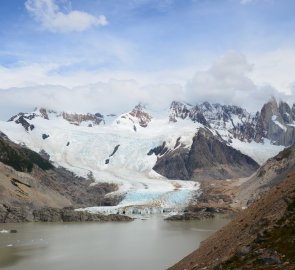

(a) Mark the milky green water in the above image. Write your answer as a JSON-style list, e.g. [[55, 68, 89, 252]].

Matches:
[[0, 215, 230, 270]]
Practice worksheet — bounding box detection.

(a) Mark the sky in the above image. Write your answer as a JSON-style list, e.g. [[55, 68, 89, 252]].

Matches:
[[0, 0, 295, 119]]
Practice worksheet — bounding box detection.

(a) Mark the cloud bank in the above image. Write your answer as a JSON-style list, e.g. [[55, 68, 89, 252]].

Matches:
[[25, 0, 108, 32], [0, 51, 293, 120]]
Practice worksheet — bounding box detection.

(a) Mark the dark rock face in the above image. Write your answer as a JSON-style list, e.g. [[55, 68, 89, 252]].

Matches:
[[147, 142, 168, 156], [152, 128, 259, 180], [42, 134, 50, 140], [0, 137, 53, 173], [187, 129, 259, 181], [109, 145, 120, 157], [8, 113, 35, 131], [153, 148, 190, 180]]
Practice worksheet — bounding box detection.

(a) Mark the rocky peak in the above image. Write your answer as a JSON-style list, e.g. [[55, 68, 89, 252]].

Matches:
[[129, 104, 152, 128], [169, 101, 191, 122], [279, 101, 294, 124], [8, 113, 36, 131], [38, 108, 49, 120], [61, 112, 104, 126], [36, 107, 105, 127], [169, 101, 210, 127], [152, 127, 259, 181], [260, 97, 280, 130], [254, 97, 295, 146]]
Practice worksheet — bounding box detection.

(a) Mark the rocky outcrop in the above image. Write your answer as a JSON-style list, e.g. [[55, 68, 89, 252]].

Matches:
[[0, 205, 132, 223], [129, 104, 152, 127], [61, 112, 104, 126], [8, 113, 35, 131], [33, 207, 133, 222], [0, 204, 33, 223], [153, 128, 259, 180]]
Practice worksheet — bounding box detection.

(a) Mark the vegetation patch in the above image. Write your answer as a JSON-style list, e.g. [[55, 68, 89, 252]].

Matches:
[[217, 198, 295, 270], [0, 138, 53, 172]]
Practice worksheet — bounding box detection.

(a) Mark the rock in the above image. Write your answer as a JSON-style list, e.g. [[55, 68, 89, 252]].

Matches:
[[237, 246, 251, 257], [165, 211, 214, 221], [42, 134, 50, 140], [0, 204, 33, 223]]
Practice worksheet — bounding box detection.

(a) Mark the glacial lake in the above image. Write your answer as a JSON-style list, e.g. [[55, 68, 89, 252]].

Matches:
[[0, 215, 229, 270]]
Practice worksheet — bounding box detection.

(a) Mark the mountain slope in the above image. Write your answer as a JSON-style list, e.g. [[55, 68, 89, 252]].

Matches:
[[236, 144, 295, 207], [0, 134, 121, 222], [153, 128, 259, 180], [169, 144, 295, 269], [169, 171, 295, 270]]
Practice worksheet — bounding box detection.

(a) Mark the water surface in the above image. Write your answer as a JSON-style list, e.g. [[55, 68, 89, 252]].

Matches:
[[0, 215, 229, 270]]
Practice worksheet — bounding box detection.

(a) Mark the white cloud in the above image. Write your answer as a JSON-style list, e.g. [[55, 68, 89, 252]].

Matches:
[[185, 51, 290, 111], [25, 0, 108, 32], [0, 80, 183, 120], [248, 48, 295, 95], [0, 51, 293, 120]]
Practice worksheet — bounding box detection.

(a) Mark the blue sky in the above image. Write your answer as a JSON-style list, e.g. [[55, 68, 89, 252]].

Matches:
[[0, 0, 294, 117]]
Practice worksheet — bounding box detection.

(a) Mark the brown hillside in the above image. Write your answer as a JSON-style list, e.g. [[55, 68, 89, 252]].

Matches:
[[168, 172, 295, 270]]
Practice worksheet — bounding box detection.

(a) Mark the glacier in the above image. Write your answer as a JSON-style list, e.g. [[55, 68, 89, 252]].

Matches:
[[0, 105, 284, 216]]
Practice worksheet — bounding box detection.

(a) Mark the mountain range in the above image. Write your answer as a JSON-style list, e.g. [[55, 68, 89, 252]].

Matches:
[[0, 97, 293, 214]]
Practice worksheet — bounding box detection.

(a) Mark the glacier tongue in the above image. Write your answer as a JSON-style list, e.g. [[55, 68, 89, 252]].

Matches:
[[78, 182, 200, 216]]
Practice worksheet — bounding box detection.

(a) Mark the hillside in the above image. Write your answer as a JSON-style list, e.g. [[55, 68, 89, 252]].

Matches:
[[169, 146, 295, 270], [236, 144, 295, 207], [0, 134, 122, 222]]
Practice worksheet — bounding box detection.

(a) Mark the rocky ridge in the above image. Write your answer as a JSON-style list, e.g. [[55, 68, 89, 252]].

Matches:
[[152, 128, 259, 181], [9, 107, 105, 129], [169, 98, 295, 146]]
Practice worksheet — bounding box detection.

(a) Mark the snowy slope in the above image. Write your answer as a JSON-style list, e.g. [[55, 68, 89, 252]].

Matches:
[[0, 108, 201, 213]]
